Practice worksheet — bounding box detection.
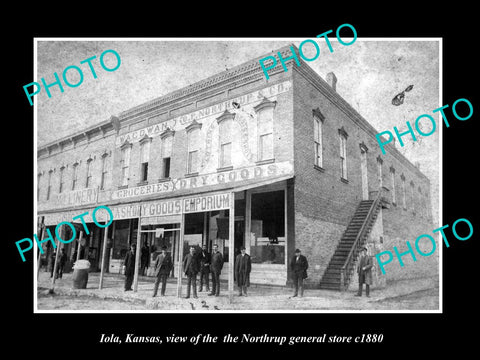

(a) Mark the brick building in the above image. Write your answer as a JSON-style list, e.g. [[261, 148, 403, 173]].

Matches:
[[37, 44, 436, 293]]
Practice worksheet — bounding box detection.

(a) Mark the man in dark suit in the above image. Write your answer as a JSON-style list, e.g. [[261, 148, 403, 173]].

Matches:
[[50, 250, 57, 278], [123, 243, 136, 291], [235, 246, 251, 296], [290, 249, 308, 298], [356, 246, 373, 297], [152, 246, 173, 297], [209, 244, 224, 297], [183, 246, 200, 299], [198, 244, 211, 292], [140, 242, 150, 276], [57, 248, 67, 279]]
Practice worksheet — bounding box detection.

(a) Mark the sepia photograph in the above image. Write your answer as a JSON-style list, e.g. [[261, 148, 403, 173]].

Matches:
[[34, 38, 441, 313]]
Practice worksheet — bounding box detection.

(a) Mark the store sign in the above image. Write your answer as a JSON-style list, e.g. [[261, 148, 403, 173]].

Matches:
[[39, 188, 99, 212], [183, 193, 231, 214], [115, 80, 292, 147], [111, 161, 293, 201], [141, 199, 182, 217], [108, 204, 141, 220], [43, 208, 95, 226]]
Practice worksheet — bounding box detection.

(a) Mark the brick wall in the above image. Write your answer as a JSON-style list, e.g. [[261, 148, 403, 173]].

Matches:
[[290, 64, 437, 288], [38, 131, 116, 204]]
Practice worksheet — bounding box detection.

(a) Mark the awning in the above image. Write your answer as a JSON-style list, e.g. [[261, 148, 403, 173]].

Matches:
[[230, 174, 293, 193]]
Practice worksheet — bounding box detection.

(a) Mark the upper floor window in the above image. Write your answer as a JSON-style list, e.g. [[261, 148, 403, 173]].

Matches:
[[100, 153, 108, 190], [37, 173, 42, 201], [338, 127, 349, 180], [401, 174, 407, 209], [313, 108, 325, 168], [410, 181, 415, 213], [377, 156, 383, 188], [418, 186, 423, 217], [186, 120, 202, 174], [217, 110, 235, 169], [390, 166, 396, 204], [47, 170, 53, 201], [139, 136, 151, 183], [85, 158, 93, 188], [160, 129, 174, 179], [254, 97, 276, 162], [72, 163, 79, 191], [120, 142, 132, 187], [59, 166, 65, 193]]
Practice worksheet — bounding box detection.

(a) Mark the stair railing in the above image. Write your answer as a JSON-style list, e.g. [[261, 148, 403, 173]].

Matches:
[[340, 192, 382, 291]]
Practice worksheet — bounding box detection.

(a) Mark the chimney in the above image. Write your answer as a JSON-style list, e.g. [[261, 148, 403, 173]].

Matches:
[[326, 72, 337, 91]]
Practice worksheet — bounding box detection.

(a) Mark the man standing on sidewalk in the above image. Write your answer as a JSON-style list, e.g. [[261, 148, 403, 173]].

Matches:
[[198, 244, 211, 292], [290, 249, 308, 298], [209, 244, 224, 297], [123, 243, 136, 291], [356, 247, 373, 297], [183, 246, 200, 299], [235, 246, 251, 296], [140, 242, 150, 276], [57, 249, 67, 279], [153, 246, 173, 297], [50, 250, 57, 278]]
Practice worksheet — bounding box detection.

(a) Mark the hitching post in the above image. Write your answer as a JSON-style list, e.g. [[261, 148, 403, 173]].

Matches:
[[133, 207, 142, 292], [49, 225, 64, 293], [228, 192, 235, 303], [177, 213, 185, 298], [76, 231, 83, 261], [98, 222, 109, 289], [36, 223, 45, 279]]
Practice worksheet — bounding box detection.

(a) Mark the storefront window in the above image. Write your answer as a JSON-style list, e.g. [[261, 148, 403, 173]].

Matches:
[[112, 220, 131, 260], [250, 190, 285, 264]]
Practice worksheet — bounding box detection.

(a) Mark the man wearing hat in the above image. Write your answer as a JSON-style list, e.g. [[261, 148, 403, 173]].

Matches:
[[234, 246, 252, 296], [123, 243, 136, 291], [183, 246, 200, 299], [290, 249, 309, 297], [152, 246, 173, 297], [356, 246, 373, 297], [209, 244, 224, 297], [198, 244, 211, 293]]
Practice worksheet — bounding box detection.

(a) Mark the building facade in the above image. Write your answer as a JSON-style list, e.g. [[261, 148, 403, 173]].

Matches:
[[37, 44, 436, 291]]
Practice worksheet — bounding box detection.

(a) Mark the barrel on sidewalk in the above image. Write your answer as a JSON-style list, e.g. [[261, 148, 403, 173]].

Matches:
[[72, 260, 91, 289]]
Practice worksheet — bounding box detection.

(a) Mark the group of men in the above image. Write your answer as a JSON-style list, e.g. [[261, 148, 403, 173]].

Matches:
[[122, 243, 252, 298], [123, 243, 373, 298], [289, 247, 373, 298]]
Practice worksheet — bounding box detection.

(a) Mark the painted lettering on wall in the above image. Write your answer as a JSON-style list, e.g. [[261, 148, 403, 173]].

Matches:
[[56, 188, 98, 207], [115, 81, 292, 147], [183, 193, 231, 213], [111, 161, 292, 200]]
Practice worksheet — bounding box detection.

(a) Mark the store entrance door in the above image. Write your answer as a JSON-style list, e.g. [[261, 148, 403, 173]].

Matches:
[[139, 224, 181, 278]]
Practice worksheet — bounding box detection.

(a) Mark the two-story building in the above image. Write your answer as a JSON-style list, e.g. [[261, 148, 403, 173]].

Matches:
[[37, 44, 436, 293]]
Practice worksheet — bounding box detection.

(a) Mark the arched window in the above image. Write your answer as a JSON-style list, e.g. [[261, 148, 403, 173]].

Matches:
[[217, 110, 235, 169], [254, 97, 276, 162], [160, 129, 174, 179], [186, 120, 202, 174]]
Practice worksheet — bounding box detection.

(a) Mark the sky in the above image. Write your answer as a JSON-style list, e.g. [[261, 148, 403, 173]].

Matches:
[[35, 38, 440, 221]]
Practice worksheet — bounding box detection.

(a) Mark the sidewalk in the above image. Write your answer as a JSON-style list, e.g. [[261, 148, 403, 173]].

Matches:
[[37, 271, 439, 311]]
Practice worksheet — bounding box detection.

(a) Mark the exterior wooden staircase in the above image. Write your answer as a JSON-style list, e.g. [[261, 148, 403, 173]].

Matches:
[[319, 193, 382, 291]]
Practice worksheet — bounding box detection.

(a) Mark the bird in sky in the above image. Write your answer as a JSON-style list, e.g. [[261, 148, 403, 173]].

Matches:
[[392, 85, 414, 106]]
